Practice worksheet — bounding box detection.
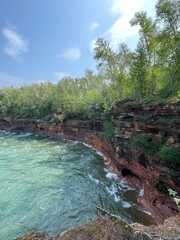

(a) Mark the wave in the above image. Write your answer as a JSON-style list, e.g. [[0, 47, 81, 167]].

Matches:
[[106, 172, 118, 180], [88, 174, 99, 184]]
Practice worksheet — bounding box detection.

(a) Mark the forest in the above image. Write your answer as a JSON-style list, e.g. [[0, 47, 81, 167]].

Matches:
[[0, 0, 179, 122]]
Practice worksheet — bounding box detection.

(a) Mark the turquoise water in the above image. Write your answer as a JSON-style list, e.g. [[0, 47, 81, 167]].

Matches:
[[0, 132, 153, 239]]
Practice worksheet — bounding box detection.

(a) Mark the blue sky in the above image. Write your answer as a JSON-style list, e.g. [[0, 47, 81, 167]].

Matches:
[[0, 0, 157, 88]]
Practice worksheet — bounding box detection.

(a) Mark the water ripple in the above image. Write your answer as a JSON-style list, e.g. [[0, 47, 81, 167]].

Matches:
[[0, 132, 153, 240]]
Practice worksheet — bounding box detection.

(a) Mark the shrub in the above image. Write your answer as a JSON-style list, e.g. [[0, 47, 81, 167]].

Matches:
[[155, 182, 168, 194], [101, 120, 115, 142], [159, 146, 180, 170], [168, 188, 177, 197], [130, 134, 160, 155]]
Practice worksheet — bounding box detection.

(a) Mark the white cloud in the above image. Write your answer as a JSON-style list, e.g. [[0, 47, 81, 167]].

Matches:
[[105, 0, 145, 48], [2, 26, 28, 58], [106, 15, 139, 48], [90, 39, 97, 52], [110, 0, 144, 16], [54, 71, 70, 80], [89, 22, 99, 32], [0, 72, 26, 87], [57, 47, 81, 61]]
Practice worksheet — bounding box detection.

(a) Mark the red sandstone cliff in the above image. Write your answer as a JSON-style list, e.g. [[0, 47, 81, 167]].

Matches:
[[0, 100, 179, 223]]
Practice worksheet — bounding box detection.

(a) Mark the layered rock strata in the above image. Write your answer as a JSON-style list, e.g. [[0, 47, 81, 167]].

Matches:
[[0, 100, 179, 223]]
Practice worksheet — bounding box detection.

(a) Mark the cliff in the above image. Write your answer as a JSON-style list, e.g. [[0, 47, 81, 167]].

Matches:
[[110, 100, 180, 224], [0, 100, 179, 224]]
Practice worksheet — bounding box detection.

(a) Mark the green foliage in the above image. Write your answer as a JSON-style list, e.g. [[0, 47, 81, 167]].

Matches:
[[130, 134, 160, 154], [101, 120, 115, 142], [130, 134, 180, 171], [159, 146, 180, 170], [129, 42, 150, 99], [0, 0, 179, 127], [94, 38, 133, 99], [155, 182, 168, 194], [156, 185, 177, 197], [0, 71, 113, 122], [168, 188, 177, 197], [93, 0, 180, 101], [56, 73, 109, 119]]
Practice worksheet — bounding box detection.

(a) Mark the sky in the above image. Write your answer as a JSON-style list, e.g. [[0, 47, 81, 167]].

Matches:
[[0, 0, 157, 88]]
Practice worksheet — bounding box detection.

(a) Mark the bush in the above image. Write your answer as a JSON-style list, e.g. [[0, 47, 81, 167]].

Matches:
[[159, 146, 180, 170], [101, 120, 115, 142], [130, 134, 160, 155], [155, 182, 168, 194]]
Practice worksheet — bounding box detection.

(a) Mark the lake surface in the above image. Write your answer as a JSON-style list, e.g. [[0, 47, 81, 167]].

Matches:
[[0, 131, 153, 239]]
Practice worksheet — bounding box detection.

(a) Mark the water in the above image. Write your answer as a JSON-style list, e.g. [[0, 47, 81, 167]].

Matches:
[[0, 132, 153, 240]]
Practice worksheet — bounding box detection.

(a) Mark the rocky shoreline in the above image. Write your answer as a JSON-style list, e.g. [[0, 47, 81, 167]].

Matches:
[[0, 100, 180, 239], [16, 214, 180, 240]]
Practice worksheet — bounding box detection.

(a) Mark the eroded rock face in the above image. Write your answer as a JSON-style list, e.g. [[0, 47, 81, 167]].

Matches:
[[0, 100, 179, 224], [110, 101, 180, 223]]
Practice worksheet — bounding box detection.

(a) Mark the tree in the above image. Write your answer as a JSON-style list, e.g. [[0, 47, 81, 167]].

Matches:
[[94, 38, 133, 99], [130, 11, 158, 96], [94, 38, 117, 83], [155, 0, 180, 96], [156, 0, 180, 36], [130, 42, 149, 99]]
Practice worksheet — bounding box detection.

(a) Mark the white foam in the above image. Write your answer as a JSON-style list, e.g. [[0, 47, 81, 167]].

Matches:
[[81, 142, 108, 161], [25, 133, 31, 136], [114, 195, 121, 202], [118, 179, 134, 191], [17, 133, 32, 137], [106, 185, 121, 202], [54, 145, 61, 149], [106, 182, 132, 206], [138, 206, 152, 216], [88, 174, 99, 184], [142, 209, 152, 215], [104, 161, 110, 165], [68, 140, 79, 145], [106, 172, 118, 180], [122, 201, 131, 208], [53, 138, 109, 163], [139, 188, 144, 196]]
